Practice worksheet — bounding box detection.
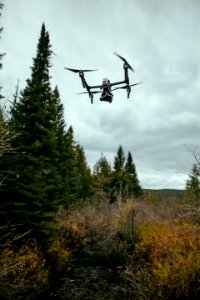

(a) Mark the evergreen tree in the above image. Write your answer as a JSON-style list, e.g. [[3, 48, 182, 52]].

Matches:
[[109, 146, 142, 204], [125, 151, 142, 198], [111, 145, 126, 206], [113, 145, 126, 173], [93, 153, 112, 198], [64, 126, 80, 203], [51, 86, 68, 202], [75, 143, 92, 200], [185, 163, 200, 205], [0, 24, 63, 234], [61, 127, 92, 203]]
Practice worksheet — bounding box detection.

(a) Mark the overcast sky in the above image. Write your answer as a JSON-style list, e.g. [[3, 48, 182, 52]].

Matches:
[[1, 0, 200, 189]]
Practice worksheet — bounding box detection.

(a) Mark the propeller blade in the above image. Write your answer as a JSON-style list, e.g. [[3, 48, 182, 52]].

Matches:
[[77, 91, 101, 95], [64, 67, 79, 73], [130, 82, 142, 87], [113, 52, 134, 72], [112, 82, 142, 91], [64, 67, 97, 73], [128, 64, 134, 72], [113, 52, 127, 63], [112, 85, 127, 91]]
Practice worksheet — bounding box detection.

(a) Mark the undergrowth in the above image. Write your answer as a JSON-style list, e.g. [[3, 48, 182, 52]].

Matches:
[[0, 197, 200, 299]]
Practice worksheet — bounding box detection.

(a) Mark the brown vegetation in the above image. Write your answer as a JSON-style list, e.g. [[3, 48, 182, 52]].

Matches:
[[1, 195, 200, 299]]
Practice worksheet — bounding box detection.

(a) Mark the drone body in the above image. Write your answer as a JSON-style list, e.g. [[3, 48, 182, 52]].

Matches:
[[65, 53, 142, 104]]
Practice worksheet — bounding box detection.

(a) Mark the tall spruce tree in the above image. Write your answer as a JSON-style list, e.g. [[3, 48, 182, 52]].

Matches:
[[111, 145, 126, 206], [1, 24, 63, 234], [64, 126, 80, 203], [62, 126, 92, 203], [75, 143, 92, 200], [93, 154, 112, 199], [109, 146, 142, 204], [185, 163, 200, 205], [51, 86, 68, 202], [125, 151, 142, 198]]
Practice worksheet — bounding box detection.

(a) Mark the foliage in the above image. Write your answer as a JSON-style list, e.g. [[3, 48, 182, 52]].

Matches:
[[184, 162, 200, 224], [143, 189, 184, 203], [48, 235, 72, 272], [62, 126, 92, 204], [92, 146, 142, 205], [75, 143, 92, 199], [1, 196, 199, 299], [52, 200, 139, 269], [129, 220, 200, 299], [0, 239, 49, 299], [0, 24, 66, 235], [110, 145, 142, 205], [185, 163, 200, 205], [125, 151, 142, 198], [93, 153, 112, 199]]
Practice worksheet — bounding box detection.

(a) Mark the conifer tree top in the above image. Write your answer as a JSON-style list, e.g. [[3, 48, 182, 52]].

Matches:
[[30, 23, 52, 84]]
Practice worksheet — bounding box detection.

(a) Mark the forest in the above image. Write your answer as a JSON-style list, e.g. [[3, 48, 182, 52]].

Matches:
[[1, 5, 200, 299]]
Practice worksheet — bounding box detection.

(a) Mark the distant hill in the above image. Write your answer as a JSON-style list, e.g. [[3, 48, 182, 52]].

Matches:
[[144, 189, 185, 202]]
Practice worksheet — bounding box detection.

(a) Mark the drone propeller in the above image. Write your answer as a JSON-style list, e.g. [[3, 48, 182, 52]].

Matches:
[[77, 91, 101, 95], [112, 82, 142, 91], [64, 67, 97, 73], [113, 52, 134, 72]]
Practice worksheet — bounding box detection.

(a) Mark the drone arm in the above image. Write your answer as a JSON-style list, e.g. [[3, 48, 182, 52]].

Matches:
[[124, 67, 129, 85], [89, 84, 104, 89], [110, 80, 126, 87], [79, 72, 87, 89], [127, 86, 131, 98]]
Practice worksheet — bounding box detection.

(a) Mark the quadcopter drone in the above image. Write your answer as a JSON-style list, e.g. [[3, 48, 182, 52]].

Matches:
[[64, 52, 142, 104]]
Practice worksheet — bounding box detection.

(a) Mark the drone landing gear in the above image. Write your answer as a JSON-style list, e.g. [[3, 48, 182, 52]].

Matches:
[[90, 93, 94, 104], [127, 86, 131, 98]]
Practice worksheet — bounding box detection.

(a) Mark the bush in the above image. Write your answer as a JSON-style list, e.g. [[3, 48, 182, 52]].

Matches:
[[51, 200, 139, 268], [0, 239, 49, 299], [126, 220, 200, 299]]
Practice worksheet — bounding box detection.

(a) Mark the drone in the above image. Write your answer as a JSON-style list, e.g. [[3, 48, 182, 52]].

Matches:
[[64, 52, 142, 104]]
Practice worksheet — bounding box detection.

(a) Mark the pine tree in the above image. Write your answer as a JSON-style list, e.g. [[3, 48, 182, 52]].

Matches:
[[64, 126, 80, 203], [109, 146, 142, 204], [93, 153, 112, 199], [185, 163, 200, 205], [125, 151, 142, 198], [0, 24, 63, 234], [75, 143, 92, 200], [51, 86, 68, 202], [111, 145, 126, 206], [113, 145, 126, 173], [60, 127, 92, 203]]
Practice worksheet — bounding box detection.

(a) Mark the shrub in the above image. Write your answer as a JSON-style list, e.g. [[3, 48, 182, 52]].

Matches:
[[0, 239, 49, 299], [130, 220, 200, 299]]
